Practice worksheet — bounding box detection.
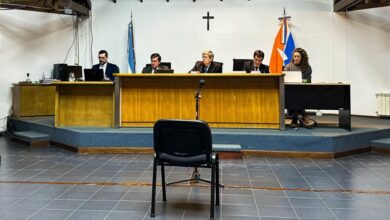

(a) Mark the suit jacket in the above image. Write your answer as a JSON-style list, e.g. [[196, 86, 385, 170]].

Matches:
[[190, 61, 223, 73], [142, 65, 169, 73], [92, 62, 119, 81], [243, 61, 269, 73]]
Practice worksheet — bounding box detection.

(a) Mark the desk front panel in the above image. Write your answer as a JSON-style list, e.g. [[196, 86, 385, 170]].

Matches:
[[119, 74, 282, 128], [285, 83, 350, 110], [54, 82, 114, 127], [12, 84, 55, 117]]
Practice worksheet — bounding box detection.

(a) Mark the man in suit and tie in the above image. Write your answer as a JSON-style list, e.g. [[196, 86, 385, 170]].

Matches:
[[92, 50, 120, 81], [142, 53, 169, 73], [244, 50, 269, 73], [190, 50, 223, 73]]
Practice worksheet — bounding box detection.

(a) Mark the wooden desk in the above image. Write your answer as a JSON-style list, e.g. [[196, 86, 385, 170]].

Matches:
[[285, 83, 351, 130], [115, 74, 285, 129], [12, 83, 55, 117], [53, 82, 114, 127]]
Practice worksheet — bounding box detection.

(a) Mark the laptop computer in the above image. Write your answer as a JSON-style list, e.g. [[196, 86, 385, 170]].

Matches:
[[283, 71, 302, 83], [156, 69, 174, 74], [84, 69, 104, 81]]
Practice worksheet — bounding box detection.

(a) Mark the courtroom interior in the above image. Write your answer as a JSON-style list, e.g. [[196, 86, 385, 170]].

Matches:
[[1, 0, 390, 219]]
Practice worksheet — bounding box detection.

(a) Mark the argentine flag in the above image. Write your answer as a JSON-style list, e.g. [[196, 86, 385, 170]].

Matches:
[[269, 18, 295, 73]]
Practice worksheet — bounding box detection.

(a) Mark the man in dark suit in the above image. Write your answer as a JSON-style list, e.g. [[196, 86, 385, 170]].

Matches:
[[243, 50, 269, 73], [190, 50, 223, 73], [92, 50, 119, 81], [142, 53, 169, 73]]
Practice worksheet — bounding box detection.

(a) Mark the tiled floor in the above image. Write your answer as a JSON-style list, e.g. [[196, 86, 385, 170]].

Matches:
[[1, 137, 390, 220]]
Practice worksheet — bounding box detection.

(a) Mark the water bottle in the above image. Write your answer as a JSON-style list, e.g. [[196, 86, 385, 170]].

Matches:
[[69, 72, 75, 82], [26, 73, 31, 83]]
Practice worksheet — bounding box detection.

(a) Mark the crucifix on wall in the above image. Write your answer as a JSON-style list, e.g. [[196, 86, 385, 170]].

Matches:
[[202, 11, 214, 31]]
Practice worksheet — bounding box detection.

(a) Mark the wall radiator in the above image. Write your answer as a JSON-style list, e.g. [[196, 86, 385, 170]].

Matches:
[[376, 93, 390, 116]]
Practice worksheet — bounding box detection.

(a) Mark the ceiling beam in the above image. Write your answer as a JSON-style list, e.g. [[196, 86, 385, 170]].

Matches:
[[334, 0, 363, 11], [0, 0, 90, 17], [334, 0, 390, 11]]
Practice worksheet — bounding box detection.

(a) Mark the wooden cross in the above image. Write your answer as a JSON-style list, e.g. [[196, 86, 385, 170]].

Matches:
[[202, 11, 214, 31]]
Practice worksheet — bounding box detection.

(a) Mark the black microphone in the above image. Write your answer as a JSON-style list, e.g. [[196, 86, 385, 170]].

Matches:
[[199, 79, 205, 88]]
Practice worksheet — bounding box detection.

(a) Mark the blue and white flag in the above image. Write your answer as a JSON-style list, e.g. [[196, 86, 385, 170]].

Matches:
[[128, 17, 136, 73], [270, 17, 296, 73], [283, 19, 295, 66]]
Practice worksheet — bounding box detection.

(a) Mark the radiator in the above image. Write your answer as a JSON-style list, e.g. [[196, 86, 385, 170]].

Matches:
[[376, 93, 390, 116]]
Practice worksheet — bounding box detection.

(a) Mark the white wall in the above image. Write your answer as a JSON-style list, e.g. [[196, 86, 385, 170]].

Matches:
[[0, 11, 76, 130], [333, 8, 390, 116], [0, 0, 389, 130]]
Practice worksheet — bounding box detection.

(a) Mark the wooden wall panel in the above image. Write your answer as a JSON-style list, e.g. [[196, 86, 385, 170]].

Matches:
[[12, 84, 55, 117], [119, 74, 282, 129], [54, 82, 114, 127]]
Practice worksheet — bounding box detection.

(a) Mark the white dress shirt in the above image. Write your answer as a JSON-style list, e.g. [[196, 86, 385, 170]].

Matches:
[[100, 63, 110, 80]]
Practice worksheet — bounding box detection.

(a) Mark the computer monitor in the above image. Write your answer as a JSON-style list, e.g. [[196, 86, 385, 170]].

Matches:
[[84, 69, 104, 81], [53, 63, 68, 81], [67, 65, 82, 79]]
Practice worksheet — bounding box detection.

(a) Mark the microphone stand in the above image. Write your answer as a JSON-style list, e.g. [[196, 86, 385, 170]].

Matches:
[[192, 79, 205, 183], [168, 80, 210, 186]]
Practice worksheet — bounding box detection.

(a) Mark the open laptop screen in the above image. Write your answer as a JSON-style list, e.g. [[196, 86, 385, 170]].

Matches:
[[84, 69, 104, 81], [283, 71, 302, 83]]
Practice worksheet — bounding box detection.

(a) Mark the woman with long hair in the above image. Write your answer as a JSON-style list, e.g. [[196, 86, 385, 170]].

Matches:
[[285, 48, 315, 128]]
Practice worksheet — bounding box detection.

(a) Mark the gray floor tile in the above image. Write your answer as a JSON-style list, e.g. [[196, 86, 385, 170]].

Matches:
[[29, 209, 73, 220], [79, 200, 118, 211], [66, 210, 110, 220], [45, 199, 85, 210], [289, 198, 327, 208], [105, 211, 146, 220], [294, 207, 336, 219], [258, 206, 297, 218], [113, 200, 150, 212], [89, 191, 126, 201], [222, 204, 258, 217]]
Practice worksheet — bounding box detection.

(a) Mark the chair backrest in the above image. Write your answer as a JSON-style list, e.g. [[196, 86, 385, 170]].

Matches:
[[146, 62, 172, 69], [233, 59, 252, 71], [153, 119, 212, 163]]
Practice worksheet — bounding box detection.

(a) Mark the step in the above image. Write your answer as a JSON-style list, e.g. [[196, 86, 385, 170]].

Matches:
[[371, 138, 390, 153], [371, 138, 390, 148], [213, 144, 242, 159], [12, 131, 50, 147]]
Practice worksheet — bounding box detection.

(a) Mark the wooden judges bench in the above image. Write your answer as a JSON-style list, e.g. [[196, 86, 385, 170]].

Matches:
[[13, 75, 352, 131], [114, 74, 285, 130]]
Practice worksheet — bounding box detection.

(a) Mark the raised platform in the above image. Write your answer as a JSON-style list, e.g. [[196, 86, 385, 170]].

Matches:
[[10, 116, 390, 158]]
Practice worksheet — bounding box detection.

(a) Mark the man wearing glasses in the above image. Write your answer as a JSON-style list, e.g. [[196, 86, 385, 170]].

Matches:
[[92, 50, 120, 81]]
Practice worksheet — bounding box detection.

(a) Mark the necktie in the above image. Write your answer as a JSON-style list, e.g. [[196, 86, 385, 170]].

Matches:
[[204, 66, 208, 73]]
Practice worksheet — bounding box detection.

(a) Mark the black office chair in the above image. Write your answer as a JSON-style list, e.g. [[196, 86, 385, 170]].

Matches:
[[151, 119, 220, 220], [233, 59, 252, 71], [145, 62, 172, 69]]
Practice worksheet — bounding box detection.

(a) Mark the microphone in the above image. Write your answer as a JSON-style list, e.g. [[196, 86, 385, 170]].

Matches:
[[199, 79, 205, 88]]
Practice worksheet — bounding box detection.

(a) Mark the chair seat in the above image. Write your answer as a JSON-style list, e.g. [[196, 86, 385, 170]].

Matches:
[[160, 153, 208, 166]]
